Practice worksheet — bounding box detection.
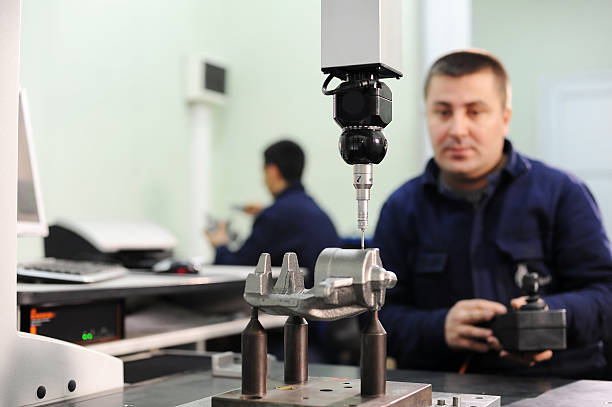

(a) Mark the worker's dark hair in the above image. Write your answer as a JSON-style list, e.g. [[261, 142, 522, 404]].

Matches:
[[424, 50, 509, 107], [264, 139, 305, 182]]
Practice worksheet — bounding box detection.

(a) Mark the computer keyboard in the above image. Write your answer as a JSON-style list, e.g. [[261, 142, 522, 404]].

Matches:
[[17, 258, 129, 283]]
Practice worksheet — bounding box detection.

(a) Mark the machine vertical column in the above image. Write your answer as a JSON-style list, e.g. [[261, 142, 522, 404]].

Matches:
[[0, 1, 20, 404], [360, 310, 386, 397], [241, 307, 267, 397], [284, 316, 308, 384]]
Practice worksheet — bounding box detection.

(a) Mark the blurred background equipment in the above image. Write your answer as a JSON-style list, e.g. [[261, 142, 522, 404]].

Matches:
[[44, 218, 176, 269]]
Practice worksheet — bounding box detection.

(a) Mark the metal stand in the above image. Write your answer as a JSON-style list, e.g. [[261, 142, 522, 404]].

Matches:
[[214, 307, 432, 407], [212, 250, 433, 407], [213, 378, 431, 407], [284, 316, 308, 384], [360, 310, 386, 397], [241, 308, 267, 398]]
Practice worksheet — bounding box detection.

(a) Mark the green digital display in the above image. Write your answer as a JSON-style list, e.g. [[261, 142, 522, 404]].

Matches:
[[81, 332, 94, 341]]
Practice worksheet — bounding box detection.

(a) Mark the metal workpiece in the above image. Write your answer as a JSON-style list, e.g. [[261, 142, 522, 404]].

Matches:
[[243, 249, 396, 321], [241, 308, 267, 397], [353, 164, 373, 233], [244, 254, 275, 296], [360, 310, 387, 397], [284, 316, 308, 384]]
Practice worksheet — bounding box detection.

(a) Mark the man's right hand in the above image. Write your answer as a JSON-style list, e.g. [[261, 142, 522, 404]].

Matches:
[[205, 221, 230, 248], [444, 299, 507, 353]]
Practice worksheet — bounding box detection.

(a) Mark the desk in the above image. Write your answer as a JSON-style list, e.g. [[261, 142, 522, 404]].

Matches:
[[17, 265, 274, 305], [42, 354, 612, 406], [17, 266, 285, 356]]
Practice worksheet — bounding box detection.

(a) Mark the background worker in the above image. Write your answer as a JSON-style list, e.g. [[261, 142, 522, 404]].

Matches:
[[206, 139, 340, 288]]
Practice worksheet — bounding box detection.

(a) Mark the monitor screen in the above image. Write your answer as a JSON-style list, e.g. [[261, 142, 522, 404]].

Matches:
[[17, 89, 48, 237]]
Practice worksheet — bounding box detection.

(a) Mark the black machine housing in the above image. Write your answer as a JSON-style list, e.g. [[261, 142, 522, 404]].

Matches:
[[322, 63, 401, 165]]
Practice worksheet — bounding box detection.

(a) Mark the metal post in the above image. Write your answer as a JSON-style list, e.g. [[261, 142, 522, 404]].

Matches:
[[241, 307, 267, 397], [284, 316, 308, 384], [360, 310, 386, 397]]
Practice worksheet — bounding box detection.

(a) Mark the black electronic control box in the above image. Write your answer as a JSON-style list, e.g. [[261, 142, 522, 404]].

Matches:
[[488, 309, 567, 352], [20, 299, 124, 345]]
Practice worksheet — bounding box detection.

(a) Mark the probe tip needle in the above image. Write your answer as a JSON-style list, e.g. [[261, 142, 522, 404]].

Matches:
[[361, 230, 366, 250]]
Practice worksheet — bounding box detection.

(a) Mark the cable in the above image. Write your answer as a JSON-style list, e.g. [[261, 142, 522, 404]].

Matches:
[[321, 73, 379, 96], [458, 354, 472, 374]]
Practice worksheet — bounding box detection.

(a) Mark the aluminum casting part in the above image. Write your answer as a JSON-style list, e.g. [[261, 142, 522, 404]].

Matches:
[[245, 254, 274, 296], [353, 164, 373, 232], [243, 249, 396, 321], [241, 308, 267, 397], [273, 252, 304, 295]]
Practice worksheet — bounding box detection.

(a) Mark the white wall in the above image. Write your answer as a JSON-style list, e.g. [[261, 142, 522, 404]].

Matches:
[[472, 0, 612, 154], [18, 0, 423, 260], [472, 0, 612, 236], [19, 1, 201, 258]]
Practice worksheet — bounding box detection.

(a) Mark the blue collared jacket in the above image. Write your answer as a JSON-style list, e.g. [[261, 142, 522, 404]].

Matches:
[[214, 182, 340, 287], [373, 140, 612, 378]]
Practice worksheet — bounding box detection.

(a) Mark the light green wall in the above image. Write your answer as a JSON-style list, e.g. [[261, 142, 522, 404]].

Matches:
[[18, 1, 423, 260], [19, 0, 210, 259], [472, 0, 612, 154], [207, 1, 423, 239]]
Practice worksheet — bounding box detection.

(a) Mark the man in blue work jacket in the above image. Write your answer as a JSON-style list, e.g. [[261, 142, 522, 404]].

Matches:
[[206, 139, 340, 287], [373, 50, 612, 378]]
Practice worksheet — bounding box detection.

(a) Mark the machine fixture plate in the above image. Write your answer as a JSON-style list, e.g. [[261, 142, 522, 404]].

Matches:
[[211, 378, 431, 407]]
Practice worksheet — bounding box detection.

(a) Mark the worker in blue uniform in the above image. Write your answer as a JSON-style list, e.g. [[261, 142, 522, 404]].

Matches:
[[206, 139, 340, 287], [373, 50, 612, 378]]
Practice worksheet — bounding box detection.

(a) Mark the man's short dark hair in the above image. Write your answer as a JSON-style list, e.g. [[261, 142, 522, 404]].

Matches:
[[264, 139, 305, 182], [424, 50, 509, 107]]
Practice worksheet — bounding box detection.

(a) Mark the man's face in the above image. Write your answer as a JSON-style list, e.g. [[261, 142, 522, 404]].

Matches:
[[264, 164, 284, 196], [263, 164, 274, 194], [426, 69, 511, 180]]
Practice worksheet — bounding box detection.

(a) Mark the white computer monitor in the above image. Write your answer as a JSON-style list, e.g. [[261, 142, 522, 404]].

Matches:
[[17, 89, 48, 237]]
